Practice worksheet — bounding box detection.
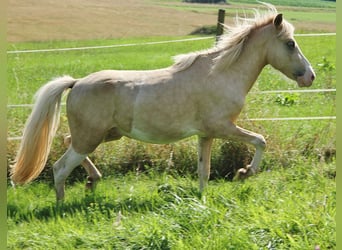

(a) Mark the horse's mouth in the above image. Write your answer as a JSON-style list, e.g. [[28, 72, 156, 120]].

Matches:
[[294, 70, 315, 87]]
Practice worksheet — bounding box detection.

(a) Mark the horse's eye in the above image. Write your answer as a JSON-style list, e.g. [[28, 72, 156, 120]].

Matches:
[[286, 40, 295, 49]]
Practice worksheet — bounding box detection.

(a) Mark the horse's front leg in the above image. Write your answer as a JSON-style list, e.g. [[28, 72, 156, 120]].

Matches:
[[197, 137, 214, 192], [228, 125, 266, 180]]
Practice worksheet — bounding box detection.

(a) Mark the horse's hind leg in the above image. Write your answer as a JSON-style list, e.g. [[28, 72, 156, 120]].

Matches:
[[53, 146, 87, 201], [64, 135, 102, 192]]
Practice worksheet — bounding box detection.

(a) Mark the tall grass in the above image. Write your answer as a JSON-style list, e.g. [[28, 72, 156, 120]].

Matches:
[[7, 160, 335, 249]]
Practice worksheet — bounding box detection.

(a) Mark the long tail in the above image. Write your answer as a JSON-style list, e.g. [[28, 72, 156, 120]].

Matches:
[[10, 76, 77, 184]]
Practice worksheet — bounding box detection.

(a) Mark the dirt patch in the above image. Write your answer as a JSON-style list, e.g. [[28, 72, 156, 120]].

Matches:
[[7, 0, 218, 42], [7, 0, 336, 43]]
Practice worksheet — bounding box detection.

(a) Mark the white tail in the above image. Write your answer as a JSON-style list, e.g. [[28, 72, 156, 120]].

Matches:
[[11, 76, 77, 184]]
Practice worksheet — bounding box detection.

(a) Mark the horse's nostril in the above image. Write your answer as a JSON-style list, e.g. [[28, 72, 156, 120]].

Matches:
[[311, 74, 315, 81]]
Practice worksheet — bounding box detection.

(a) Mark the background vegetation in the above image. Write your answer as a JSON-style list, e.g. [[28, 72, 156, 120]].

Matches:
[[7, 35, 336, 183], [7, 0, 335, 249]]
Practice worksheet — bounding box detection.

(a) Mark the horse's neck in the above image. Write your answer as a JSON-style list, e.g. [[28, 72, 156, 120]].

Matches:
[[226, 48, 266, 93], [212, 32, 269, 94]]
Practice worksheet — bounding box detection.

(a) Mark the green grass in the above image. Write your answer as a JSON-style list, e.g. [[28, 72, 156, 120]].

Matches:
[[282, 10, 335, 24], [155, 0, 336, 8], [7, 27, 335, 250], [6, 35, 336, 102], [229, 0, 336, 8], [154, 0, 336, 36], [7, 160, 335, 249], [7, 35, 336, 146], [7, 36, 213, 105], [7, 34, 335, 180], [154, 0, 336, 21]]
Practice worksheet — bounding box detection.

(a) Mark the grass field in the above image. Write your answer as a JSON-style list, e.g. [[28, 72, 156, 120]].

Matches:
[[7, 1, 335, 249], [7, 34, 336, 250], [229, 0, 336, 8], [7, 162, 336, 249]]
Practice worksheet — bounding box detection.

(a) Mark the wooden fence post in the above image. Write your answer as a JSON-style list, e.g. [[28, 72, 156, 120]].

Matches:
[[216, 9, 225, 43]]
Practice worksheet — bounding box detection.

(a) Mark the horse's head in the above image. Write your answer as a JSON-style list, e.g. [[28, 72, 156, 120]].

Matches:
[[266, 14, 315, 87]]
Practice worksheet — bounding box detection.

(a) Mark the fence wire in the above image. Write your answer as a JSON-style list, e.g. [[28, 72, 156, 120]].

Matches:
[[7, 33, 336, 141]]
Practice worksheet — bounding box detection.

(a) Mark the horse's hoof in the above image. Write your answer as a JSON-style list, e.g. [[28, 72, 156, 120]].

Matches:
[[85, 182, 93, 190], [85, 177, 95, 191], [233, 165, 254, 181]]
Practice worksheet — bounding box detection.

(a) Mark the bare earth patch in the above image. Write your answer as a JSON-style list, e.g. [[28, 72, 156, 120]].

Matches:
[[8, 0, 218, 42], [8, 0, 335, 42]]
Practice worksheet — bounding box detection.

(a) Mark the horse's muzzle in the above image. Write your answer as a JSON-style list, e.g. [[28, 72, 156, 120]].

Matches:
[[296, 66, 315, 87]]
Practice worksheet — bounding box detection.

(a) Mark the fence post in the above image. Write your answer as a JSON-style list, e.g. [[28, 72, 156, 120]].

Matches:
[[216, 9, 225, 43]]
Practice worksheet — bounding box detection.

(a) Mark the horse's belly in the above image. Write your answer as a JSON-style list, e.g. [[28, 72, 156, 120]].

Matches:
[[126, 126, 199, 144]]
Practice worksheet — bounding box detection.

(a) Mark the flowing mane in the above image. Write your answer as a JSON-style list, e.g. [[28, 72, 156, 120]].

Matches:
[[171, 4, 294, 73]]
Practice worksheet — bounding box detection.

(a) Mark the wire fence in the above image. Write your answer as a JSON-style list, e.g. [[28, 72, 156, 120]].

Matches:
[[6, 33, 336, 54], [7, 33, 336, 141], [6, 88, 336, 109]]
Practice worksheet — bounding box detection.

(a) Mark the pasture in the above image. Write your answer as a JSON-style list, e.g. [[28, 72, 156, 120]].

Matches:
[[7, 34, 336, 250], [7, 1, 335, 249]]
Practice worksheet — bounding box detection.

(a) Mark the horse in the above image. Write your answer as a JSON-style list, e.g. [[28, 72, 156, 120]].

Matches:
[[10, 6, 315, 201]]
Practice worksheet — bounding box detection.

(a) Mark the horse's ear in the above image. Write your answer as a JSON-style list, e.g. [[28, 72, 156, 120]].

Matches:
[[273, 14, 283, 29]]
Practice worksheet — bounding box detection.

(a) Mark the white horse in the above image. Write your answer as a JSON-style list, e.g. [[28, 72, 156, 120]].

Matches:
[[11, 6, 315, 200]]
